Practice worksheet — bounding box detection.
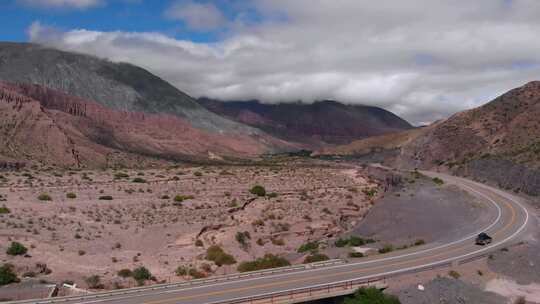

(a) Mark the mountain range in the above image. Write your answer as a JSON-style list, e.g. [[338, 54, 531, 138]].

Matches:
[[199, 98, 412, 146], [0, 42, 412, 167]]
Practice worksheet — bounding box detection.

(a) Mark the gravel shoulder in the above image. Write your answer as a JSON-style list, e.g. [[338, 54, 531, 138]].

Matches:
[[353, 172, 493, 246]]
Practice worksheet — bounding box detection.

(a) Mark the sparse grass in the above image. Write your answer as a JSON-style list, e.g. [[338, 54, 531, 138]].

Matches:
[[237, 254, 290, 272]]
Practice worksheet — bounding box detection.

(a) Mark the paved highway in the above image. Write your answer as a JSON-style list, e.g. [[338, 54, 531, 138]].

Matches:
[[13, 171, 531, 304]]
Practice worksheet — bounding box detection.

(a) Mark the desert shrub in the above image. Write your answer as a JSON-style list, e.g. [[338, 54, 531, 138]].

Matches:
[[85, 275, 103, 289], [161, 195, 170, 200], [206, 246, 236, 266], [432, 177, 444, 185], [98, 195, 113, 200], [132, 178, 147, 183], [132, 267, 152, 284], [297, 241, 319, 253], [0, 264, 19, 286], [249, 185, 266, 197], [349, 252, 365, 258], [117, 269, 132, 278], [335, 238, 348, 247], [271, 238, 285, 246], [448, 270, 461, 279], [237, 254, 290, 272], [66, 192, 77, 199], [0, 205, 10, 214], [195, 239, 204, 247], [303, 253, 329, 264], [378, 244, 394, 254], [38, 193, 52, 201], [235, 231, 251, 249], [175, 266, 187, 276], [414, 239, 426, 246], [188, 268, 206, 279], [344, 287, 401, 304], [193, 171, 203, 177], [78, 250, 86, 256], [362, 188, 378, 197], [6, 242, 27, 256], [348, 236, 365, 247], [267, 192, 278, 198], [174, 195, 194, 203], [114, 172, 129, 179]]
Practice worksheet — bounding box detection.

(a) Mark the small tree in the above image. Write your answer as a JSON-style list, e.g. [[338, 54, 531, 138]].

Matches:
[[6, 242, 27, 256], [250, 185, 266, 197], [132, 266, 152, 285], [0, 264, 19, 286]]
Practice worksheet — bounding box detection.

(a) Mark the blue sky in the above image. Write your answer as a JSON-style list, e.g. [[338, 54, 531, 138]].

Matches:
[[1, 0, 256, 43]]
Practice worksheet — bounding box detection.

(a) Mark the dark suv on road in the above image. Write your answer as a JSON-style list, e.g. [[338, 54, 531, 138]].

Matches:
[[475, 233, 493, 245]]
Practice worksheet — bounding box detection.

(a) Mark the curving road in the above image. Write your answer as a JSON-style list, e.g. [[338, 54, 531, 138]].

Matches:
[[12, 171, 531, 304]]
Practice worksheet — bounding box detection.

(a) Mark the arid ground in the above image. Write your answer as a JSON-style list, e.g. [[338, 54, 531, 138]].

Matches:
[[0, 161, 380, 290]]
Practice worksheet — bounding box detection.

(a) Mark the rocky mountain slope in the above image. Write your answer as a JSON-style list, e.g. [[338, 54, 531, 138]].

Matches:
[[0, 42, 255, 134], [0, 82, 294, 168], [320, 81, 540, 196], [199, 98, 413, 147]]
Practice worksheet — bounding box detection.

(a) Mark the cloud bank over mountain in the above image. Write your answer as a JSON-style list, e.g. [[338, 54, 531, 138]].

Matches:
[[27, 0, 540, 125]]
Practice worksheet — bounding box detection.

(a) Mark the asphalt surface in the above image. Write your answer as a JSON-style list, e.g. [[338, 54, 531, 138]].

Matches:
[[13, 171, 531, 304]]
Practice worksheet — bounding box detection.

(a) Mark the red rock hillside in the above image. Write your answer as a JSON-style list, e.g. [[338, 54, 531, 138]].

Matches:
[[0, 82, 298, 168]]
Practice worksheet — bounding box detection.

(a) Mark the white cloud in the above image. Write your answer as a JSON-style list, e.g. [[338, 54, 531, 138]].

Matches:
[[19, 0, 104, 9], [164, 1, 227, 31], [27, 0, 540, 125]]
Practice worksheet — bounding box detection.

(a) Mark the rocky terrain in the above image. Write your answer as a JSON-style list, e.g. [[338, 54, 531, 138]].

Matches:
[[199, 98, 412, 147], [0, 162, 380, 291], [0, 82, 299, 167]]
